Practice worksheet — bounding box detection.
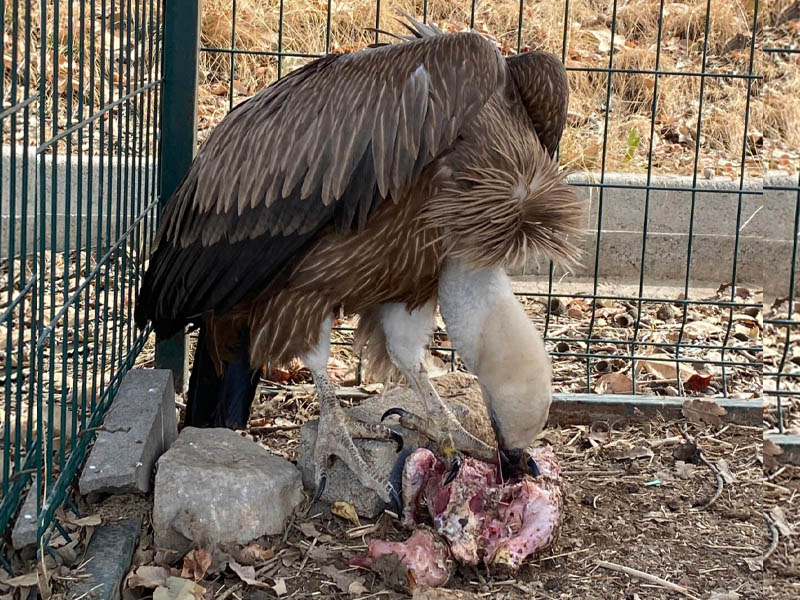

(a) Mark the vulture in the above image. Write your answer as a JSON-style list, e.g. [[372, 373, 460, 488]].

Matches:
[[135, 15, 583, 512]]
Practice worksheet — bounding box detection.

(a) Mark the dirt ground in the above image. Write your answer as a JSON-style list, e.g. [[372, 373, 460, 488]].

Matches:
[[83, 415, 793, 600], [21, 384, 791, 600]]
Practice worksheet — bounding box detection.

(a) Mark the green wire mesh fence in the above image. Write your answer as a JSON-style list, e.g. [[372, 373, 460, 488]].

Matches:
[[1, 0, 163, 562], [1, 0, 792, 566]]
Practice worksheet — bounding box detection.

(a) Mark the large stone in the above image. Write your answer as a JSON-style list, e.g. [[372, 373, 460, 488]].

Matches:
[[153, 427, 304, 553], [297, 373, 493, 518], [80, 369, 178, 496]]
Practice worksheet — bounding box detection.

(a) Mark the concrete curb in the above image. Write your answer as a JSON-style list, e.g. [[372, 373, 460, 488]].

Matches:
[[66, 517, 142, 600], [5, 146, 797, 291]]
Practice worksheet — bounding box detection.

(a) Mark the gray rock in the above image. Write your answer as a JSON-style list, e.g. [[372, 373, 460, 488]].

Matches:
[[297, 384, 476, 519], [11, 483, 38, 552], [153, 427, 304, 553], [80, 369, 178, 496]]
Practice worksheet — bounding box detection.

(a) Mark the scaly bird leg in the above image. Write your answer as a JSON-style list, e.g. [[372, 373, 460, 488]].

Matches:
[[377, 303, 496, 479], [304, 315, 402, 513]]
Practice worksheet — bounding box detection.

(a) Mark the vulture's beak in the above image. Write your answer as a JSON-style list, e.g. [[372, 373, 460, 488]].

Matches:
[[499, 448, 541, 481], [491, 410, 541, 480]]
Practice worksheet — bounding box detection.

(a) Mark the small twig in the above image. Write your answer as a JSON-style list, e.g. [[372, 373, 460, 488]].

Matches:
[[537, 546, 594, 562], [761, 511, 780, 564], [678, 424, 724, 509], [767, 466, 787, 481], [648, 436, 682, 448], [595, 560, 699, 599], [249, 424, 302, 434], [217, 582, 243, 600], [297, 537, 317, 573]]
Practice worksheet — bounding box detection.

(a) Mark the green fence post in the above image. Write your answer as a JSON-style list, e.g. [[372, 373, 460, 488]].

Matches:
[[156, 0, 200, 391]]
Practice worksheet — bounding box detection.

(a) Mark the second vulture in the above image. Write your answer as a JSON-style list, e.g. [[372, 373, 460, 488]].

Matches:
[[135, 16, 584, 510]]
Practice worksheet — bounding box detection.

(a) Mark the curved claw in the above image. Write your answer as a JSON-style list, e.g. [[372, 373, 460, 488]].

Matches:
[[381, 407, 408, 422], [527, 456, 541, 478], [388, 486, 403, 517], [388, 428, 404, 452], [444, 456, 461, 485], [312, 474, 327, 505]]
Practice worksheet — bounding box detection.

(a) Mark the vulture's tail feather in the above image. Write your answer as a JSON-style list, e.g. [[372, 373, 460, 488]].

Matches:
[[185, 326, 259, 429]]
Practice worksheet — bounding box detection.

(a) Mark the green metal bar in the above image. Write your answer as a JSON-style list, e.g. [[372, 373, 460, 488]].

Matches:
[[155, 0, 201, 392]]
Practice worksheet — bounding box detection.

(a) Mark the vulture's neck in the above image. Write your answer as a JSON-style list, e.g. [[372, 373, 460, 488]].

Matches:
[[438, 259, 515, 373]]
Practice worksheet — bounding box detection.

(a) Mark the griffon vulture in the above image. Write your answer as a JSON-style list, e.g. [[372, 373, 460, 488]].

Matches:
[[135, 16, 583, 511]]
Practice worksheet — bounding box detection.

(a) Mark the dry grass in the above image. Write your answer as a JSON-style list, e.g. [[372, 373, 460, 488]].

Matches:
[[3, 1, 795, 177], [195, 0, 782, 177]]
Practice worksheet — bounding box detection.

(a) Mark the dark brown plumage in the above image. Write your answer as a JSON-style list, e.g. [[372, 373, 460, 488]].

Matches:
[[135, 17, 583, 495], [137, 23, 578, 364]]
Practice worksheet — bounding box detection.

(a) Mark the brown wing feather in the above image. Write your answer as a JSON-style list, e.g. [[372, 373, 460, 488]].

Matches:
[[506, 51, 569, 157], [136, 31, 503, 335]]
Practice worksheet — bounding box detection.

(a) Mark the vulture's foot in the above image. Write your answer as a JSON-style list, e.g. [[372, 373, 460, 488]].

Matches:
[[381, 405, 496, 482], [313, 401, 403, 514]]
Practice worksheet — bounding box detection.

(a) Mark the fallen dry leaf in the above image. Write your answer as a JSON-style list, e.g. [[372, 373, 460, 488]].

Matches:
[[637, 354, 697, 381], [764, 438, 784, 470], [127, 566, 170, 590], [674, 461, 696, 478], [709, 592, 741, 600], [412, 586, 481, 599], [715, 459, 735, 484], [229, 559, 270, 588], [567, 307, 583, 319], [297, 521, 332, 542], [321, 565, 366, 594], [272, 578, 288, 596], [0, 571, 38, 588], [332, 501, 361, 527], [682, 398, 728, 426], [348, 580, 369, 595], [610, 445, 654, 461], [153, 577, 206, 600], [70, 514, 102, 527], [181, 548, 212, 581], [594, 372, 633, 394], [683, 373, 713, 391], [236, 543, 275, 565], [769, 506, 795, 537]]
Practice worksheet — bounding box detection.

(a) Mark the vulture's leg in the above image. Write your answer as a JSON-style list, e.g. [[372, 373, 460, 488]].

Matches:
[[377, 302, 495, 473], [305, 315, 402, 513], [186, 325, 259, 429]]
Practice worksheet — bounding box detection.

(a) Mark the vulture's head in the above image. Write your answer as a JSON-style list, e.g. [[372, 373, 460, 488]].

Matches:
[[474, 291, 553, 479]]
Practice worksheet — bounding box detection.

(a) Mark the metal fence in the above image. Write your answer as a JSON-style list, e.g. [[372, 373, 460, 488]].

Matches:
[[0, 0, 785, 565], [190, 0, 765, 404], [1, 0, 163, 563]]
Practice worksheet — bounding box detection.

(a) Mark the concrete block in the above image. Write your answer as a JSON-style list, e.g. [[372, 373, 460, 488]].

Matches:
[[67, 517, 142, 600], [521, 230, 762, 285], [572, 172, 764, 238], [549, 394, 763, 427], [1, 146, 153, 258], [11, 483, 39, 551], [79, 369, 177, 496]]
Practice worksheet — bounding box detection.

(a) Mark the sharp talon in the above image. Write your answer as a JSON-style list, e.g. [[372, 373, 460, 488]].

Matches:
[[389, 487, 403, 517], [444, 457, 461, 485], [312, 475, 327, 505], [528, 456, 541, 478], [389, 429, 404, 451], [381, 407, 407, 422]]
